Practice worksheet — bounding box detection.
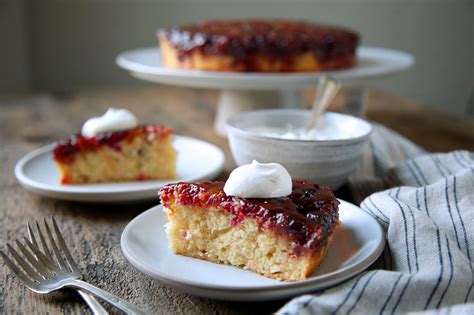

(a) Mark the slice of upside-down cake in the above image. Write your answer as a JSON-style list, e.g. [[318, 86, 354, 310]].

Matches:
[[159, 178, 339, 281]]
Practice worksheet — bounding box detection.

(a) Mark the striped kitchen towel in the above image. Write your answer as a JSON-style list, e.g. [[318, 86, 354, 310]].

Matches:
[[279, 123, 474, 315]]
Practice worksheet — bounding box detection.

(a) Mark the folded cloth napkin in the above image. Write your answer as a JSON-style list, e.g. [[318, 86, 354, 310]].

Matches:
[[279, 123, 474, 315]]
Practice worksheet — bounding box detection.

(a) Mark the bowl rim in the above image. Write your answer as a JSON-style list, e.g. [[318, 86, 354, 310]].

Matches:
[[226, 109, 373, 144]]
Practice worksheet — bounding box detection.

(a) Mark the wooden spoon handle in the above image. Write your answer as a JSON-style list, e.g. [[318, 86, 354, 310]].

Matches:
[[305, 77, 341, 131]]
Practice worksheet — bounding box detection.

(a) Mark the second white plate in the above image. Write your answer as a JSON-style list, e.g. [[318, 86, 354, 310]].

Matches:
[[14, 135, 225, 203], [121, 200, 384, 301]]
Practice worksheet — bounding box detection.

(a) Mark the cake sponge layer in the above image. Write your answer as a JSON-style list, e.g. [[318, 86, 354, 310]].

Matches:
[[165, 203, 332, 281]]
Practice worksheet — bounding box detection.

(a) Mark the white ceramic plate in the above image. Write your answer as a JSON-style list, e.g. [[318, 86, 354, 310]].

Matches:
[[14, 136, 225, 203], [121, 200, 384, 301], [116, 46, 414, 89]]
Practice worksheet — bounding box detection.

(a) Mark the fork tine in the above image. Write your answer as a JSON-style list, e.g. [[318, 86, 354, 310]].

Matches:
[[23, 237, 56, 271], [27, 222, 39, 248], [1, 250, 36, 287], [6, 244, 43, 283], [36, 221, 52, 258], [26, 222, 56, 270], [15, 240, 54, 279], [51, 217, 80, 273], [43, 218, 69, 271]]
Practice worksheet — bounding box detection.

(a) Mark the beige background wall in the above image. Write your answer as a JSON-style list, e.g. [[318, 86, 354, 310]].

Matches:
[[0, 0, 29, 92], [1, 0, 473, 114]]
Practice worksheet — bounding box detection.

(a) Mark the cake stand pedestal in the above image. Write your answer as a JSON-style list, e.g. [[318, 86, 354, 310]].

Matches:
[[214, 90, 304, 135], [116, 46, 414, 136]]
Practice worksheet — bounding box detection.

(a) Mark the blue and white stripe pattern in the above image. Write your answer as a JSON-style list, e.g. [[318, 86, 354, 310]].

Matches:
[[279, 124, 474, 315]]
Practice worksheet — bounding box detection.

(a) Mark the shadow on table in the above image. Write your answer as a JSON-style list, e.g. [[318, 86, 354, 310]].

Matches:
[[34, 195, 158, 223], [212, 299, 287, 314]]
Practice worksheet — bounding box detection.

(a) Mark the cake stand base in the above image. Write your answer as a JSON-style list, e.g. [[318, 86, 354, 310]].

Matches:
[[213, 87, 368, 137], [214, 90, 304, 136], [117, 46, 413, 137]]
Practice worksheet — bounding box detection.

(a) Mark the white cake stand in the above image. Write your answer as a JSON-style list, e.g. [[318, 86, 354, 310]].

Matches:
[[116, 46, 414, 136]]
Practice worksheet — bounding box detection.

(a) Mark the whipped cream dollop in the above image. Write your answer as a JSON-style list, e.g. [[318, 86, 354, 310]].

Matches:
[[223, 160, 292, 198], [81, 108, 138, 138]]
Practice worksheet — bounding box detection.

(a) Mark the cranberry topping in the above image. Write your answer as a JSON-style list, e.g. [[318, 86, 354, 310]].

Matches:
[[53, 124, 171, 163], [137, 173, 148, 181], [159, 19, 359, 71], [159, 180, 339, 255]]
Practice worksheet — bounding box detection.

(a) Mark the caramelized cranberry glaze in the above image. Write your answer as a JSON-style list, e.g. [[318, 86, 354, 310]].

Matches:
[[159, 19, 359, 71], [53, 125, 171, 163], [160, 180, 339, 255]]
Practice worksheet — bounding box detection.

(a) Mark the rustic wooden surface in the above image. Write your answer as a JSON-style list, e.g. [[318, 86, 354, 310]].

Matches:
[[0, 86, 473, 314]]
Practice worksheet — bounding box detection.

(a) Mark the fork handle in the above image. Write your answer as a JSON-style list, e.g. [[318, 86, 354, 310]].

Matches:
[[68, 279, 147, 315], [78, 289, 108, 315]]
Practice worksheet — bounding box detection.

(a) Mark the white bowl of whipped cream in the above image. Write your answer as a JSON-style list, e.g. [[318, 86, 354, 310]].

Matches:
[[226, 109, 372, 190]]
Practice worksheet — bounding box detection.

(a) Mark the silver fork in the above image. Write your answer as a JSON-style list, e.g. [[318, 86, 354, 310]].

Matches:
[[1, 217, 147, 315], [26, 221, 108, 315]]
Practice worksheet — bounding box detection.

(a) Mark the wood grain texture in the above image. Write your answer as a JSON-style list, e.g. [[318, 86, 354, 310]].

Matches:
[[0, 87, 472, 314]]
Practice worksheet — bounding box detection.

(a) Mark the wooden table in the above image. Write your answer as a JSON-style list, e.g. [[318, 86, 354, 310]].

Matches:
[[1, 86, 473, 314]]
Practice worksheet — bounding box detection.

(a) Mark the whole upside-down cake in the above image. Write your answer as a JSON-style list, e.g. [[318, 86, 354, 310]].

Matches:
[[158, 19, 359, 72]]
